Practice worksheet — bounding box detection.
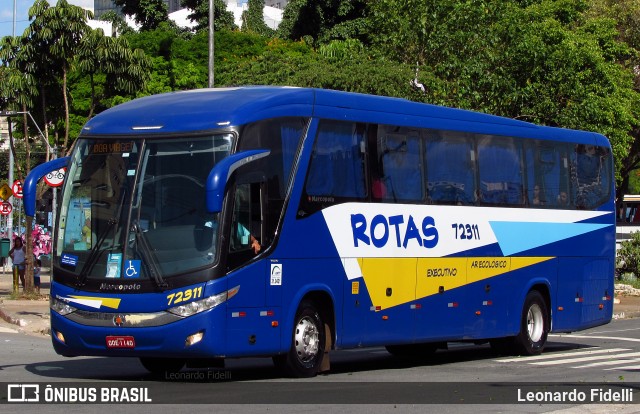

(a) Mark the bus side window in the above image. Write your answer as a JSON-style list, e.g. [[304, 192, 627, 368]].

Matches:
[[230, 184, 253, 251], [379, 134, 423, 202], [228, 182, 264, 271], [574, 144, 610, 209], [306, 121, 366, 199], [478, 136, 524, 206], [426, 134, 476, 205]]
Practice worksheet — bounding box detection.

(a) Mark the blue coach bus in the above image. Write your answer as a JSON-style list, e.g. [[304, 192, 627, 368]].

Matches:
[[24, 87, 615, 377]]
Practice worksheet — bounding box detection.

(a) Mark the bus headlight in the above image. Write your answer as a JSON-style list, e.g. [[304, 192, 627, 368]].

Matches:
[[168, 285, 239, 317], [50, 297, 78, 316]]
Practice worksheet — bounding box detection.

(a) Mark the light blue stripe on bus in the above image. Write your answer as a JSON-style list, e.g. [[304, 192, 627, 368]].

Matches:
[[490, 221, 611, 256]]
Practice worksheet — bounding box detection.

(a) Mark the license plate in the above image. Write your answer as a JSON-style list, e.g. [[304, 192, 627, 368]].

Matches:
[[106, 335, 136, 349]]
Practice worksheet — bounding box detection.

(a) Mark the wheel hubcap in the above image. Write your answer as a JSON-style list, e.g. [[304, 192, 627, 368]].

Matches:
[[294, 316, 320, 362], [527, 303, 544, 342]]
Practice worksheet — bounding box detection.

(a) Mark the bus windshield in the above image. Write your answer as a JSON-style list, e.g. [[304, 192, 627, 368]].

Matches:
[[55, 134, 234, 282]]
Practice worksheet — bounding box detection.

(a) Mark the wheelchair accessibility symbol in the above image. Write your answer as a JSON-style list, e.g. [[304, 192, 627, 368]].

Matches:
[[124, 260, 141, 278]]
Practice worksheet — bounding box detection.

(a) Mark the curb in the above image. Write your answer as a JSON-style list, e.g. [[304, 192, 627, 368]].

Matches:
[[0, 299, 51, 336], [0, 304, 27, 327], [613, 311, 640, 320]]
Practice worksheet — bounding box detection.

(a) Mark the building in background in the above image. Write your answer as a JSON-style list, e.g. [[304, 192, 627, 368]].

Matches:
[[0, 118, 8, 155], [265, 1, 288, 8], [94, 0, 183, 19], [93, 0, 287, 30]]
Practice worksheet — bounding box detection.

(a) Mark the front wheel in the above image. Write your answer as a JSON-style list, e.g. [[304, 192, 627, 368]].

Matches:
[[273, 301, 325, 378], [514, 290, 549, 355]]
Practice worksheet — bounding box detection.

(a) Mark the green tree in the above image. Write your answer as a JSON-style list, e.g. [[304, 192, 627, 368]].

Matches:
[[586, 0, 640, 198], [75, 28, 151, 119], [0, 33, 43, 295], [242, 0, 275, 37], [617, 231, 640, 277], [220, 37, 444, 100], [277, 0, 368, 46], [367, 0, 639, 185], [98, 10, 136, 36], [113, 0, 169, 31], [180, 0, 236, 32], [484, 2, 639, 185], [26, 0, 92, 151]]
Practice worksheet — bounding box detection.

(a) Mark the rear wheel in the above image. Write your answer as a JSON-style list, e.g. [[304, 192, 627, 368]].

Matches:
[[274, 301, 325, 378], [139, 357, 185, 376], [514, 290, 549, 355]]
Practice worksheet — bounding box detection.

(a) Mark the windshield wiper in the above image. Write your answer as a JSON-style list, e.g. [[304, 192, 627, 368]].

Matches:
[[75, 217, 117, 287], [131, 222, 169, 290], [76, 189, 126, 287]]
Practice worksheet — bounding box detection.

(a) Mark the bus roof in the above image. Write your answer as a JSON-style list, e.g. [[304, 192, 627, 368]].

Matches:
[[81, 86, 608, 146]]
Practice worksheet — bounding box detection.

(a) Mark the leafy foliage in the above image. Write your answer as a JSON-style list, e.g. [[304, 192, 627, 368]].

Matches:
[[180, 0, 237, 32], [113, 0, 169, 31], [277, 0, 368, 46], [617, 231, 640, 277], [242, 0, 275, 37]]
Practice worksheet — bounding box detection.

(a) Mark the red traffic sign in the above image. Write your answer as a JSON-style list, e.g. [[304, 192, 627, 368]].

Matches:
[[12, 180, 22, 199], [0, 201, 12, 215], [44, 167, 66, 187]]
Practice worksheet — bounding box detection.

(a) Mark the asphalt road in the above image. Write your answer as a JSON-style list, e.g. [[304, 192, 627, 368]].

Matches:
[[1, 317, 639, 413]]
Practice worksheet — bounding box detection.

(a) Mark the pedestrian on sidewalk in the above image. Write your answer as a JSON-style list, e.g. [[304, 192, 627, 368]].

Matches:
[[9, 237, 26, 289], [33, 258, 41, 293]]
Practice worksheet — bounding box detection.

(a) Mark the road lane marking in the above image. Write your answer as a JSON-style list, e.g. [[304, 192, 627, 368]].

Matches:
[[604, 364, 640, 370], [495, 347, 629, 363], [551, 334, 640, 343], [0, 326, 18, 333], [573, 356, 640, 368], [532, 351, 640, 366]]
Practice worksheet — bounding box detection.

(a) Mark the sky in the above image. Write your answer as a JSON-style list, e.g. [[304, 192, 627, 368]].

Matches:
[[0, 0, 93, 39]]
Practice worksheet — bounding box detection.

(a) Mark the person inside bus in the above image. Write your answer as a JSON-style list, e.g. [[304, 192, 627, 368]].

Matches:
[[234, 222, 261, 254], [532, 184, 545, 206], [577, 144, 600, 185], [372, 173, 387, 199], [557, 191, 569, 206], [231, 185, 262, 255]]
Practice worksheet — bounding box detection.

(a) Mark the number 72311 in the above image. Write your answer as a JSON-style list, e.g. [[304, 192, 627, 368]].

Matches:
[[166, 286, 203, 306]]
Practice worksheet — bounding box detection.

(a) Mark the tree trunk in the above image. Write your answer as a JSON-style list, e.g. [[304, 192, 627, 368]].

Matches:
[[23, 216, 35, 294], [22, 105, 30, 173], [40, 84, 51, 162], [62, 66, 70, 150]]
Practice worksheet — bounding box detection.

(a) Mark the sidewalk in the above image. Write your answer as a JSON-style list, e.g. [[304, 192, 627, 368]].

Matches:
[[0, 264, 51, 336], [0, 268, 640, 338]]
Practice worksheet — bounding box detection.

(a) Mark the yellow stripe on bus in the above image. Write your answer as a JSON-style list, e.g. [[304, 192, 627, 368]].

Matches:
[[360, 257, 554, 310], [69, 295, 122, 310]]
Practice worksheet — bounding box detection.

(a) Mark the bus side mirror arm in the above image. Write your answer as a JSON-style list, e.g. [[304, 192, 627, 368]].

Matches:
[[23, 157, 70, 218], [206, 149, 270, 213]]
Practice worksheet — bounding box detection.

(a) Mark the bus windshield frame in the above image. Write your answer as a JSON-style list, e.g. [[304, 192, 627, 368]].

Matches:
[[54, 133, 234, 289]]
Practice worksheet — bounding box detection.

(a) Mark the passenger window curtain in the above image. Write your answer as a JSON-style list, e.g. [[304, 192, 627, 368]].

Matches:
[[478, 137, 524, 205], [306, 122, 365, 198], [426, 137, 476, 204]]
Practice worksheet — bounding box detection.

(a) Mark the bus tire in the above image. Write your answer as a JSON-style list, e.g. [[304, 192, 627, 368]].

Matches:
[[274, 301, 325, 378], [139, 357, 185, 376], [514, 290, 549, 356]]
